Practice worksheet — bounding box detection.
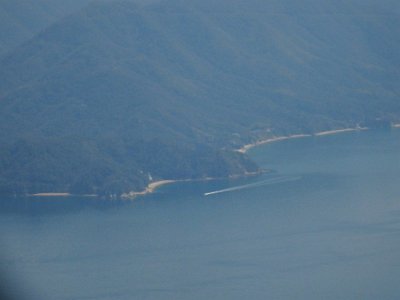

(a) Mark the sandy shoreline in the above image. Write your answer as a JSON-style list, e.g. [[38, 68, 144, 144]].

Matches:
[[30, 192, 97, 197], [314, 127, 367, 136], [237, 127, 371, 153], [28, 125, 399, 199], [237, 134, 311, 153], [121, 179, 182, 199], [31, 193, 71, 197], [121, 170, 265, 200]]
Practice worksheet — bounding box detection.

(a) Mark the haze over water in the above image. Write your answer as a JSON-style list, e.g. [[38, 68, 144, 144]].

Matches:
[[1, 129, 400, 300]]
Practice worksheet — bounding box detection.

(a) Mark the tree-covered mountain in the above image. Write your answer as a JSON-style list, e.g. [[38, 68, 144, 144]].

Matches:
[[1, 0, 399, 196], [0, 0, 91, 58]]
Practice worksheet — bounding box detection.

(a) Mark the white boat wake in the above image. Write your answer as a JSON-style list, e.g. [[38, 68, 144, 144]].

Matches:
[[204, 175, 302, 196]]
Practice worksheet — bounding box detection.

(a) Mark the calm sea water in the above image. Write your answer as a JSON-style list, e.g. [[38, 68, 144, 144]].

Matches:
[[1, 130, 400, 300]]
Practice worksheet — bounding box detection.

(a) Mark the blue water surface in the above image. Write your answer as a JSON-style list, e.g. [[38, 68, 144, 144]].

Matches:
[[1, 129, 400, 300]]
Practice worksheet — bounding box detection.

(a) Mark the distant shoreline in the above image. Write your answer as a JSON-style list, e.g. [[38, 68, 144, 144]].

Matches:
[[28, 125, 399, 199], [122, 125, 381, 198], [237, 126, 372, 154], [30, 192, 96, 197], [236, 134, 312, 153], [120, 170, 264, 200], [120, 180, 178, 199], [31, 193, 71, 197]]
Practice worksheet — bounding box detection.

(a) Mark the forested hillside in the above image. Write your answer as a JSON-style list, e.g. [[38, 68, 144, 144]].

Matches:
[[0, 0, 91, 58], [1, 0, 399, 196]]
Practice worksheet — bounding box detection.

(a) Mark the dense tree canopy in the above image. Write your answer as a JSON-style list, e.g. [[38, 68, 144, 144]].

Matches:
[[0, 0, 399, 196]]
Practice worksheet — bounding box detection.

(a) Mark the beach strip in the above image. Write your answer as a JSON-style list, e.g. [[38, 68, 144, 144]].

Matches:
[[31, 193, 71, 197], [237, 133, 312, 153], [314, 128, 359, 136], [121, 180, 177, 199], [237, 127, 370, 154]]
